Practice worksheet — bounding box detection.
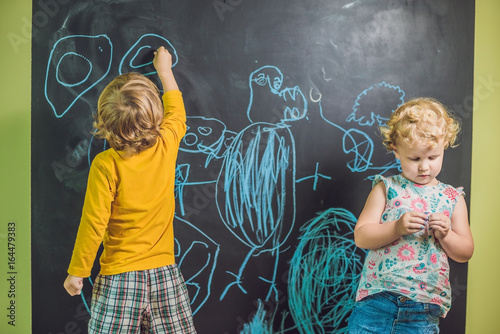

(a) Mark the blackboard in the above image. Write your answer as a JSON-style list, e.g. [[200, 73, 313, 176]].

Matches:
[[31, 1, 475, 333]]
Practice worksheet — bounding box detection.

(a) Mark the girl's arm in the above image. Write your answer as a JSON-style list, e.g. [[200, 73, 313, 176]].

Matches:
[[428, 195, 474, 262], [354, 182, 428, 249]]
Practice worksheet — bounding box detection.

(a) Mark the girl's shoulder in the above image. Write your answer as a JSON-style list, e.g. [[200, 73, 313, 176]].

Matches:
[[436, 181, 466, 199], [372, 174, 403, 189], [373, 174, 464, 192]]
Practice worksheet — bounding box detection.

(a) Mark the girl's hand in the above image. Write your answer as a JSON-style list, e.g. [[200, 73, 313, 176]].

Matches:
[[395, 211, 428, 236], [64, 274, 84, 296], [428, 213, 451, 239]]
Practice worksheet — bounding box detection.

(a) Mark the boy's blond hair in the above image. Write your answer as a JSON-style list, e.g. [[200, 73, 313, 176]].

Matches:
[[380, 97, 460, 151], [94, 72, 164, 156]]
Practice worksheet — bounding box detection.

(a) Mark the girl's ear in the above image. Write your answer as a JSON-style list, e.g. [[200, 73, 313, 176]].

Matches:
[[391, 144, 400, 160]]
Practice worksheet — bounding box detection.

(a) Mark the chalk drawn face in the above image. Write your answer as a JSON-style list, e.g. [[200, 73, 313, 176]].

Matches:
[[247, 65, 308, 124], [252, 67, 283, 94], [180, 116, 227, 155]]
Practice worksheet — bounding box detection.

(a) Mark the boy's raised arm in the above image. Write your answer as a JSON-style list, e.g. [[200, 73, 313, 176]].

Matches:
[[153, 46, 179, 92]]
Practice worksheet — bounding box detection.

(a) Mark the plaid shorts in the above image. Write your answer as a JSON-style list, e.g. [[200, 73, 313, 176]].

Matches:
[[88, 264, 196, 333]]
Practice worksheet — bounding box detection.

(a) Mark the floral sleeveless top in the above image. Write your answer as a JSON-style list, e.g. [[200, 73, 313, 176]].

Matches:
[[355, 174, 464, 317]]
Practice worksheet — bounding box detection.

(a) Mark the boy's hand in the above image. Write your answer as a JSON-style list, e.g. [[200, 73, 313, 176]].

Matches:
[[428, 213, 451, 239], [395, 211, 428, 236], [153, 46, 179, 92], [64, 274, 84, 296], [153, 46, 173, 76]]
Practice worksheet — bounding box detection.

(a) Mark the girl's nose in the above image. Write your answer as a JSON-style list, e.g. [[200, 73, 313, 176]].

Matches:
[[419, 162, 429, 172]]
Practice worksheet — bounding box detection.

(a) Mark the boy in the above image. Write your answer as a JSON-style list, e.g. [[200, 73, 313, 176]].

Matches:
[[64, 46, 196, 333]]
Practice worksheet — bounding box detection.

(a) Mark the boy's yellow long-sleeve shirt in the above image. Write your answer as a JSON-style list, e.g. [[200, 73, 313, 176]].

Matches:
[[68, 90, 186, 277]]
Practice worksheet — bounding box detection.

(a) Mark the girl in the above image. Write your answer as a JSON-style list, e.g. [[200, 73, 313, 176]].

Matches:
[[348, 98, 474, 333]]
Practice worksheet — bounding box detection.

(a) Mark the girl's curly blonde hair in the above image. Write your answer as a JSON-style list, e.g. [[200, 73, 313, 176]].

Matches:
[[93, 72, 164, 156], [380, 97, 460, 151]]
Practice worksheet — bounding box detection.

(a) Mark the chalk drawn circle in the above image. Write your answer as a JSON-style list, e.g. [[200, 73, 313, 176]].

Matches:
[[183, 133, 198, 147], [56, 52, 92, 87]]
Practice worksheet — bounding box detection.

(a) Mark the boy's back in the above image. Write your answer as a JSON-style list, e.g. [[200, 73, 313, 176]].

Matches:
[[64, 47, 197, 333], [69, 89, 186, 277]]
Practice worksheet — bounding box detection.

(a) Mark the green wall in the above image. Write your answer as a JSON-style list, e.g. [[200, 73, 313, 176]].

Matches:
[[0, 0, 498, 333], [0, 1, 32, 334], [467, 0, 500, 333]]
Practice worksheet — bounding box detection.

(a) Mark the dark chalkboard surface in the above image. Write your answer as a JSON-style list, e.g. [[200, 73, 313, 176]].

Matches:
[[31, 1, 474, 333]]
